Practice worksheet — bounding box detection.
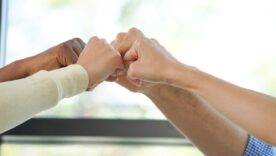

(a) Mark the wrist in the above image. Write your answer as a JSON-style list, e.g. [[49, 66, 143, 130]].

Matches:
[[76, 62, 98, 88], [163, 61, 199, 91], [27, 50, 59, 75], [143, 84, 166, 97]]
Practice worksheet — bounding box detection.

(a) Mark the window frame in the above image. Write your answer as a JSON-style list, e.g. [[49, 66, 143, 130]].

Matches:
[[0, 0, 7, 67]]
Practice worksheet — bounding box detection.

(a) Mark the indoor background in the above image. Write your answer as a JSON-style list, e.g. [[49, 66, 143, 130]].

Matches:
[[1, 0, 276, 155]]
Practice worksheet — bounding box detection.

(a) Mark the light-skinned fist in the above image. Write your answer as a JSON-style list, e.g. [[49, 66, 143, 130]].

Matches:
[[77, 36, 124, 88], [114, 28, 178, 86]]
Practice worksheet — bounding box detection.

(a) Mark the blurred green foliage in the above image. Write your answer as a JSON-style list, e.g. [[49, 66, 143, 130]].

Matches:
[[49, 0, 73, 8]]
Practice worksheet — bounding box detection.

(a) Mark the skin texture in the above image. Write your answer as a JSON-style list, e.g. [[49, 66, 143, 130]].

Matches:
[[115, 65, 248, 156], [115, 27, 276, 146], [0, 38, 85, 82], [113, 31, 248, 156], [168, 64, 276, 145], [112, 28, 179, 85], [77, 36, 124, 88]]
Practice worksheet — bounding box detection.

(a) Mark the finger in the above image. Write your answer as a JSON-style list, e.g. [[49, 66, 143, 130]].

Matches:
[[69, 38, 85, 56], [88, 36, 100, 44], [76, 38, 86, 49], [58, 46, 78, 66], [66, 48, 79, 65], [114, 32, 127, 50], [116, 32, 127, 43], [123, 43, 139, 63], [72, 42, 83, 56], [118, 28, 144, 55], [111, 40, 117, 48]]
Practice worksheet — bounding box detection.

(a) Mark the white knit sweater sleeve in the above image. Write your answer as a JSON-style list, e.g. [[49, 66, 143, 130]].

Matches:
[[0, 64, 89, 133]]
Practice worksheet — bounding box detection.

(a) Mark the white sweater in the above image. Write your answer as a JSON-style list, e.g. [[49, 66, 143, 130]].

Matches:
[[0, 65, 89, 133]]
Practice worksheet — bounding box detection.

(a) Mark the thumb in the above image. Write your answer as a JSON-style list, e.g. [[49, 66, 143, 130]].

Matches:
[[127, 62, 142, 80], [126, 64, 142, 87]]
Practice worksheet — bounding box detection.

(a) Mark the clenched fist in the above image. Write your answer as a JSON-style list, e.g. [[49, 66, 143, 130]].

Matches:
[[77, 37, 124, 88], [113, 28, 179, 85], [28, 38, 86, 75]]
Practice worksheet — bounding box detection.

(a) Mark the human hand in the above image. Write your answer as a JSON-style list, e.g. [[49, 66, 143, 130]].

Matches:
[[111, 31, 157, 93], [77, 36, 124, 88], [28, 38, 86, 75], [114, 28, 179, 86]]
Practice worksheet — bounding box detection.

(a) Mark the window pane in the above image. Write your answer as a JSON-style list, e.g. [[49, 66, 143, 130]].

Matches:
[[6, 0, 276, 120]]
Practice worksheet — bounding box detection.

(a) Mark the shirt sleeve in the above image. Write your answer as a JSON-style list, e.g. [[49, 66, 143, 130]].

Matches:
[[243, 135, 275, 156], [0, 65, 89, 133]]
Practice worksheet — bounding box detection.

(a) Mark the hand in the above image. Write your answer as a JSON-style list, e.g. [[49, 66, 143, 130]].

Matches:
[[77, 36, 124, 88], [28, 38, 86, 75], [0, 38, 86, 82], [114, 28, 179, 85], [111, 30, 157, 93]]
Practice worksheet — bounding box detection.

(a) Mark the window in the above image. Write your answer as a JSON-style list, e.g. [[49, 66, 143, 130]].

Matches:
[[4, 0, 276, 119], [1, 0, 276, 155]]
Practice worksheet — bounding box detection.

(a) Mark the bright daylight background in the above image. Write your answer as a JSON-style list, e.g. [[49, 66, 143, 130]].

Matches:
[[2, 0, 276, 155]]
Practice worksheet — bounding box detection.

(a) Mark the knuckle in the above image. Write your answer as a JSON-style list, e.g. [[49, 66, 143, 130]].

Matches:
[[116, 32, 126, 40], [62, 42, 71, 50], [89, 36, 100, 43], [135, 37, 146, 46], [100, 38, 108, 44], [72, 37, 83, 44], [128, 27, 143, 37], [71, 37, 81, 42], [128, 27, 139, 34]]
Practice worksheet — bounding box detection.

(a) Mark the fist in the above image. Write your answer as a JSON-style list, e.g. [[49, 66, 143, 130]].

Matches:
[[53, 38, 86, 67], [114, 28, 178, 85], [77, 37, 124, 88], [28, 38, 86, 75]]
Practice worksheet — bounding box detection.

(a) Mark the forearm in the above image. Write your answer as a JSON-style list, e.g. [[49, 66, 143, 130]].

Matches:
[[145, 84, 248, 156], [166, 63, 276, 145], [0, 60, 28, 82], [0, 50, 58, 82], [0, 65, 88, 133]]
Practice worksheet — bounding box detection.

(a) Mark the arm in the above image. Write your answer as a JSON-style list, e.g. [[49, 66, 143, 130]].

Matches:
[[0, 36, 123, 133], [0, 38, 85, 82], [146, 84, 248, 156], [0, 65, 88, 133], [116, 75, 248, 156], [165, 55, 276, 146], [112, 31, 247, 155], [165, 62, 276, 145], [114, 28, 276, 145]]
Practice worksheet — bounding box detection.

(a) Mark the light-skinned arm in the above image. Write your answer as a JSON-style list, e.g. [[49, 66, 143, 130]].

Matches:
[[116, 76, 248, 156], [115, 27, 276, 145], [112, 32, 248, 155]]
